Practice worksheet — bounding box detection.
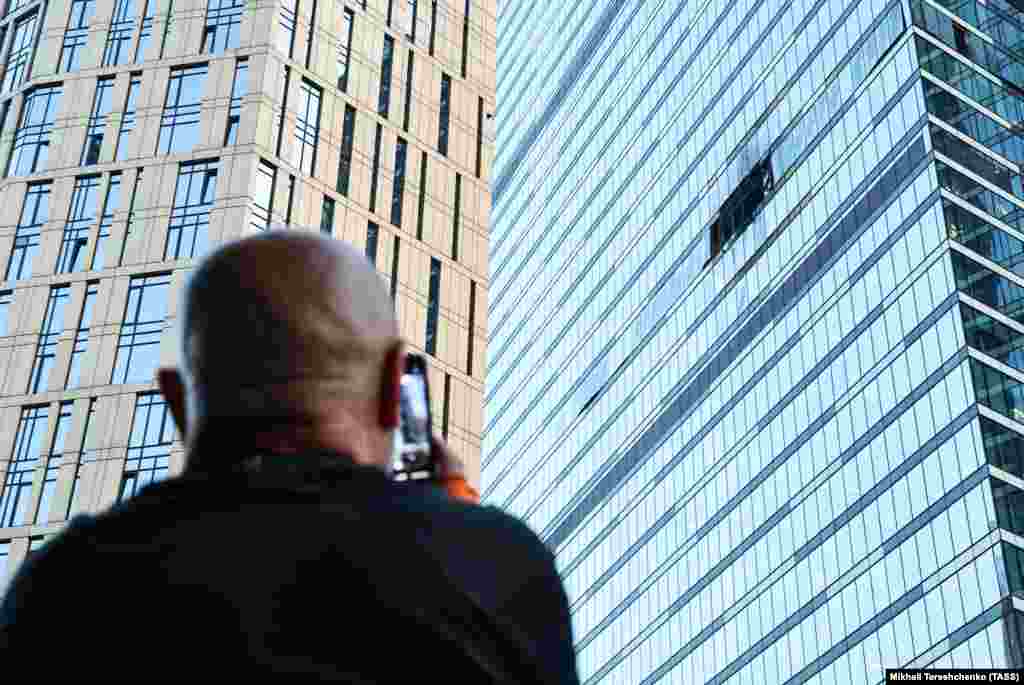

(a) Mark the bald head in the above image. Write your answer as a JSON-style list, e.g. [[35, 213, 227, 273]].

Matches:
[[159, 231, 404, 469]]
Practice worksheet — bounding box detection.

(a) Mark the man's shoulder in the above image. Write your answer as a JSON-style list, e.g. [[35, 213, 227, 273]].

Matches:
[[410, 487, 548, 548], [398, 489, 557, 588]]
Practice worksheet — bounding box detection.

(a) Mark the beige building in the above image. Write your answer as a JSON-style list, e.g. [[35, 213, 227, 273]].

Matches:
[[0, 0, 494, 587]]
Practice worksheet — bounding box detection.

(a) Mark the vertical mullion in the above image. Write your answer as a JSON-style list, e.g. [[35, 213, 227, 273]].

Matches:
[[417, 151, 427, 241], [428, 0, 436, 56], [467, 279, 475, 376], [460, 0, 468, 78], [442, 372, 450, 440], [390, 235, 401, 300], [305, 0, 317, 69], [452, 172, 460, 261], [403, 49, 414, 132], [276, 67, 290, 159], [476, 95, 483, 178], [369, 122, 383, 213]]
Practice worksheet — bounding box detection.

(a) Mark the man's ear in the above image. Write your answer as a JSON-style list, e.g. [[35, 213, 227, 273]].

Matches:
[[157, 368, 189, 439], [379, 342, 404, 431]]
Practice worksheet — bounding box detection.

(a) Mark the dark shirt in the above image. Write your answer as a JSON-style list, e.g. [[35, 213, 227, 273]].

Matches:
[[0, 452, 579, 683]]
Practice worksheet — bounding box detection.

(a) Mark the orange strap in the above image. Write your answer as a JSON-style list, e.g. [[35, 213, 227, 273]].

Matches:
[[443, 476, 480, 504]]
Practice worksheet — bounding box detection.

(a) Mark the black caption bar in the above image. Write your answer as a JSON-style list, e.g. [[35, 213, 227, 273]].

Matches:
[[886, 670, 1024, 682]]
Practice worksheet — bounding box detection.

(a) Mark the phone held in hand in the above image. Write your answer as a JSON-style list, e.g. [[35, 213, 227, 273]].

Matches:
[[392, 353, 437, 483]]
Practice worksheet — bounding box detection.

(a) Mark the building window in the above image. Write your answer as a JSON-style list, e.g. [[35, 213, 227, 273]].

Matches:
[[403, 50, 414, 132], [7, 85, 62, 178], [277, 0, 298, 57], [35, 401, 73, 525], [166, 159, 218, 260], [134, 0, 154, 62], [6, 182, 51, 281], [57, 175, 101, 274], [81, 78, 115, 166], [60, 0, 96, 72], [118, 393, 174, 502], [369, 123, 383, 213], [103, 0, 138, 66], [252, 160, 276, 230], [337, 105, 356, 196], [91, 174, 120, 271], [416, 151, 426, 240], [296, 80, 322, 176], [706, 157, 774, 266], [2, 12, 37, 95], [225, 59, 248, 145], [158, 64, 207, 155], [379, 34, 394, 116], [425, 257, 440, 355], [68, 397, 97, 518], [452, 172, 460, 260], [390, 236, 400, 299], [29, 285, 71, 394], [366, 221, 379, 265], [0, 406, 49, 528], [392, 137, 407, 227], [4, 0, 31, 19], [467, 279, 475, 376], [203, 0, 243, 53], [337, 6, 354, 92], [0, 290, 13, 337], [67, 282, 99, 389], [320, 196, 335, 235], [119, 169, 143, 266], [115, 74, 142, 161], [111, 273, 171, 384], [438, 72, 450, 156]]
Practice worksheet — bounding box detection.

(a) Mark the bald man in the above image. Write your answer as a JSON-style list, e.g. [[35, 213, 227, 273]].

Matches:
[[0, 232, 579, 683]]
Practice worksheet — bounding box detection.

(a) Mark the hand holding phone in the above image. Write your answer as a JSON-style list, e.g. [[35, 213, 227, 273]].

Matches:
[[392, 353, 437, 482]]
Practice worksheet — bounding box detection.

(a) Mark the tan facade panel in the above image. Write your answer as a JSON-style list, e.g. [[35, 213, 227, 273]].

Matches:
[[0, 0, 492, 585]]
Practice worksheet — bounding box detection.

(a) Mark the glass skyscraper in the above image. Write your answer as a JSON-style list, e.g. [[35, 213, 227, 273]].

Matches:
[[485, 0, 1024, 682]]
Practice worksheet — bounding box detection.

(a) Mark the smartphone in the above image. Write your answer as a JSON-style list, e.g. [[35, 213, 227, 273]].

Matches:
[[391, 353, 436, 482]]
